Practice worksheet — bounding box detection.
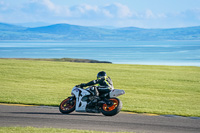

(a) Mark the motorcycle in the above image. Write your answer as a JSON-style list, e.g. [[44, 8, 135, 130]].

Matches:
[[59, 86, 125, 116]]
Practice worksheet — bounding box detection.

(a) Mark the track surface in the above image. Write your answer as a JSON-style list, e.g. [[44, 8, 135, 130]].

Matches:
[[0, 104, 200, 133]]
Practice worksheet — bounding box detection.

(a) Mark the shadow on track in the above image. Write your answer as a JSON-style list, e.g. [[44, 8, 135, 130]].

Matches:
[[7, 112, 102, 116]]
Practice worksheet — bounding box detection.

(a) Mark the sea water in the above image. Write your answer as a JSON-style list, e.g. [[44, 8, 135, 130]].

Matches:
[[0, 41, 200, 66]]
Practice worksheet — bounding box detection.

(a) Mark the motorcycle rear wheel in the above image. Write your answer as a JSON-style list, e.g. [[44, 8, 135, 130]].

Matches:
[[101, 97, 122, 116], [59, 97, 76, 114]]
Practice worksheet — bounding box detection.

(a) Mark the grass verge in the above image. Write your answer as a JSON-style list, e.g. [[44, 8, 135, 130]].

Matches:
[[0, 59, 200, 117], [0, 127, 131, 133]]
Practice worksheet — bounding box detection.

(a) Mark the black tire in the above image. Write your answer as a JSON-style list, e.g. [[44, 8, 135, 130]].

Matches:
[[59, 97, 76, 114], [101, 97, 122, 116]]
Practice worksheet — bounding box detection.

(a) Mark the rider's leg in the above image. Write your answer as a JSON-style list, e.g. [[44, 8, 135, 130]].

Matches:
[[98, 87, 113, 106], [94, 86, 99, 97]]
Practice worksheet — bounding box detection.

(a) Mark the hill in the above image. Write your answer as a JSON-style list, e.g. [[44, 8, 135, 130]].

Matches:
[[0, 22, 200, 40], [0, 23, 26, 31]]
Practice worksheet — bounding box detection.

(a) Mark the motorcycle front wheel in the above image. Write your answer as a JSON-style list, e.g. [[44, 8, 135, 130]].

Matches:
[[101, 97, 122, 116], [59, 96, 76, 114]]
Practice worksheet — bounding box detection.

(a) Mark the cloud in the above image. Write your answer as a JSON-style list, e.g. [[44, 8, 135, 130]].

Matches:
[[0, 0, 200, 28], [79, 4, 98, 13], [102, 3, 133, 18], [67, 3, 133, 19], [22, 0, 60, 14], [114, 3, 132, 18], [42, 0, 56, 10], [41, 0, 61, 14], [0, 1, 13, 13], [0, 1, 146, 22], [145, 9, 155, 18], [69, 4, 99, 18]]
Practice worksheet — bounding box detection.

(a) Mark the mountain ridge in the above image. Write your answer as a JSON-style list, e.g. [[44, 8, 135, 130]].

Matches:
[[0, 22, 200, 41]]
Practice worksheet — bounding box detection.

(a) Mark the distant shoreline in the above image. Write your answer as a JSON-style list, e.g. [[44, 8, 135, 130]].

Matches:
[[2, 58, 199, 67], [1, 40, 200, 42], [0, 58, 112, 64]]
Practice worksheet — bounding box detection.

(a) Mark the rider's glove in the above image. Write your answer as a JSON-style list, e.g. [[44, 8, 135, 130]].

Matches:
[[80, 83, 86, 88], [75, 85, 80, 87]]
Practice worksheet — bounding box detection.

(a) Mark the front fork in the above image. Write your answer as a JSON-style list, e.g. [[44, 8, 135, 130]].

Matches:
[[67, 96, 75, 105]]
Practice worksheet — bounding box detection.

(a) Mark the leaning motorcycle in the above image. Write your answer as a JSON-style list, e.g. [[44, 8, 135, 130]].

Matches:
[[59, 86, 125, 116]]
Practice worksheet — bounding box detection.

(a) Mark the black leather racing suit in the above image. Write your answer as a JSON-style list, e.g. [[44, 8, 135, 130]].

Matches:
[[81, 76, 114, 96]]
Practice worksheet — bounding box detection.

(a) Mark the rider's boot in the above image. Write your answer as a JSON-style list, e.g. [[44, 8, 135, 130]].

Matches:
[[92, 96, 100, 103], [103, 98, 113, 106]]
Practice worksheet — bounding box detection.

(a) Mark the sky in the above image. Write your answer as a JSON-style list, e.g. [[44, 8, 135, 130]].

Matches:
[[0, 0, 200, 28]]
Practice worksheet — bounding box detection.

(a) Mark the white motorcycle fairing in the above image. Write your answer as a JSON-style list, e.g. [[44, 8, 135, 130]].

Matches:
[[71, 86, 90, 112], [109, 89, 125, 98], [71, 86, 125, 112]]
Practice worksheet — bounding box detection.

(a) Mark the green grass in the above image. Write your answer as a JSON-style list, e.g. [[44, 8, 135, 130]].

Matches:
[[0, 127, 131, 133], [0, 59, 200, 117]]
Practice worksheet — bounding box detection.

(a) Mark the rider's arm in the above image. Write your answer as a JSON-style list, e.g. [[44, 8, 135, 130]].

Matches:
[[84, 77, 104, 86], [79, 80, 96, 88], [85, 80, 97, 86], [80, 77, 105, 87]]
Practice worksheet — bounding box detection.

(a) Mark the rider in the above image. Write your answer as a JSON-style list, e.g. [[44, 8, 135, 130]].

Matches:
[[78, 71, 114, 98]]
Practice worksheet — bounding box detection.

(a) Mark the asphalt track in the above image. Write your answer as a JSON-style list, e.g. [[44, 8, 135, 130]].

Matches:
[[0, 104, 200, 133]]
